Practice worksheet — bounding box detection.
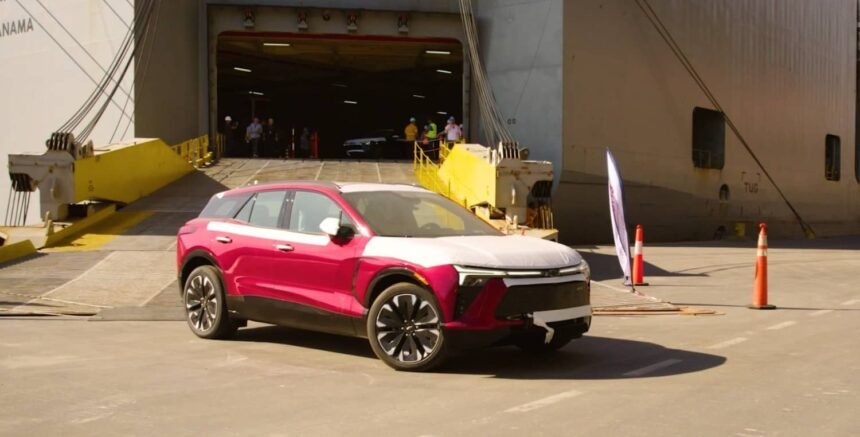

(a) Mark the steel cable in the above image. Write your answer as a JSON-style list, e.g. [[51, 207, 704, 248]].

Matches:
[[632, 0, 815, 237], [61, 0, 154, 135], [458, 0, 516, 148], [12, 0, 133, 126], [77, 0, 156, 143], [111, 0, 160, 143], [33, 0, 135, 103]]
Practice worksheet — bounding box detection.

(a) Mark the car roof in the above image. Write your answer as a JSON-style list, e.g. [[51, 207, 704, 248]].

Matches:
[[219, 181, 430, 196]]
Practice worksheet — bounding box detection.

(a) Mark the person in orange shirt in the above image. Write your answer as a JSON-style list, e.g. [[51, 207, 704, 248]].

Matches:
[[404, 117, 418, 141]]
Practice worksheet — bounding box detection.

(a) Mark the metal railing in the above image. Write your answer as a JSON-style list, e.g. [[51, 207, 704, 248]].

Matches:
[[413, 141, 449, 197], [170, 135, 213, 168]]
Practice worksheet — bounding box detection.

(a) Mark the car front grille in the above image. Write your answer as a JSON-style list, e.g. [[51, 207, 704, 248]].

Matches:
[[495, 280, 589, 319]]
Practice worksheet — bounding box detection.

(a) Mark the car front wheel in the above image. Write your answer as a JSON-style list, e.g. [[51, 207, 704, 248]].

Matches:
[[183, 265, 237, 339], [367, 283, 448, 371]]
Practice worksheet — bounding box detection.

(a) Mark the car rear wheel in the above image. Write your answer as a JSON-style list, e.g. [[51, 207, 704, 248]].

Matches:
[[367, 283, 448, 371], [183, 265, 237, 339]]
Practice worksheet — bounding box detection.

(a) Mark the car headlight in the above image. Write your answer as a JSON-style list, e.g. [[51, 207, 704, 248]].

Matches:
[[560, 259, 591, 282], [453, 261, 591, 286], [453, 266, 507, 287]]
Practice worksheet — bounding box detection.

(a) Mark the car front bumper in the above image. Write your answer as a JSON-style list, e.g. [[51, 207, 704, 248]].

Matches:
[[441, 276, 591, 349]]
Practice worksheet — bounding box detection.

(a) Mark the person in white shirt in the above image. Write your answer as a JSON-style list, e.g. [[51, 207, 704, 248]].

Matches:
[[443, 116, 462, 142]]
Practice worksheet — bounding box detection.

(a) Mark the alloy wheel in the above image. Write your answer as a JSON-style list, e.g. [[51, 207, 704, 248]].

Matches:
[[374, 293, 441, 364], [185, 274, 218, 333]]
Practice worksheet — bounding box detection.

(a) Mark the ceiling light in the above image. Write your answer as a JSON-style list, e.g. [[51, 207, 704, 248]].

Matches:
[[248, 91, 264, 96], [233, 67, 252, 73], [412, 94, 426, 99], [436, 69, 452, 74], [332, 83, 348, 88], [436, 111, 448, 115], [426, 50, 451, 55], [263, 42, 291, 47], [344, 100, 358, 104]]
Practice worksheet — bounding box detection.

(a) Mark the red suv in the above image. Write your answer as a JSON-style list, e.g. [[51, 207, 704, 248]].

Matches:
[[177, 182, 591, 371]]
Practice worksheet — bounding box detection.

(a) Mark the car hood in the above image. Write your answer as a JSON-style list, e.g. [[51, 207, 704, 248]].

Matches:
[[362, 235, 583, 270], [344, 137, 385, 146]]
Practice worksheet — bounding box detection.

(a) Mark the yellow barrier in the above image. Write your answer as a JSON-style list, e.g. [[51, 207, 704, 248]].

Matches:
[[170, 135, 213, 168], [413, 141, 494, 209], [0, 239, 37, 265], [74, 138, 196, 205], [43, 204, 118, 248]]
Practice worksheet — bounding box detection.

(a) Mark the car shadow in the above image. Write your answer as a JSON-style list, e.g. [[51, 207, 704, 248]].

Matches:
[[441, 336, 726, 379], [231, 325, 726, 379], [233, 325, 377, 359], [579, 251, 707, 281]]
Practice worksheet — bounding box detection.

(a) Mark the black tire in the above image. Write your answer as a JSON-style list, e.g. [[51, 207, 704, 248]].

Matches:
[[367, 283, 449, 371], [514, 326, 579, 353], [183, 265, 237, 339]]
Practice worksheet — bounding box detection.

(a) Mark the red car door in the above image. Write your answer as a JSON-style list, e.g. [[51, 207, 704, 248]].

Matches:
[[215, 189, 290, 299], [276, 189, 367, 316]]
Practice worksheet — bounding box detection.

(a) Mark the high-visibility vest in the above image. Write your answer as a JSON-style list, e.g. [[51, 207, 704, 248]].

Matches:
[[426, 122, 438, 139]]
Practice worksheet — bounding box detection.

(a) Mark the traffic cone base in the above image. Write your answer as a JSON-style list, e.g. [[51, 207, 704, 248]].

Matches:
[[749, 223, 774, 310]]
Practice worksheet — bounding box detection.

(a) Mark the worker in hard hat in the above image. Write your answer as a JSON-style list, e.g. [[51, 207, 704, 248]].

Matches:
[[404, 117, 418, 142], [426, 118, 438, 143], [443, 116, 462, 142], [223, 116, 234, 157]]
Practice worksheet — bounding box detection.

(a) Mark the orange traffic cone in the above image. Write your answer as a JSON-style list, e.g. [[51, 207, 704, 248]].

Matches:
[[631, 225, 649, 286], [749, 223, 776, 310]]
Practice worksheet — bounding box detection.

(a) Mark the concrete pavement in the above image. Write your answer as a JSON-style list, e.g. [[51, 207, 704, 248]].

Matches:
[[1, 235, 858, 435]]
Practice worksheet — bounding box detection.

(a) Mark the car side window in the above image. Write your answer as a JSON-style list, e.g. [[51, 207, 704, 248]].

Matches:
[[247, 190, 287, 228], [289, 191, 352, 234], [233, 191, 286, 227], [234, 196, 255, 222]]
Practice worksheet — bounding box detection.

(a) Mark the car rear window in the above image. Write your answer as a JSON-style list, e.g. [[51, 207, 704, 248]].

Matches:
[[199, 192, 252, 219]]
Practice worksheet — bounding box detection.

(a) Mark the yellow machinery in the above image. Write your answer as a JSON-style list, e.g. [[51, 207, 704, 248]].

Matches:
[[414, 141, 558, 240], [7, 134, 212, 223], [2, 134, 212, 250]]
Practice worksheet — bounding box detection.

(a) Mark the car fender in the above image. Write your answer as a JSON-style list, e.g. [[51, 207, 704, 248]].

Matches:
[[355, 259, 459, 322], [178, 248, 223, 292]]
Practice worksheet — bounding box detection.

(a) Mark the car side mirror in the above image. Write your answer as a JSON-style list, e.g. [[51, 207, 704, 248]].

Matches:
[[319, 217, 355, 240]]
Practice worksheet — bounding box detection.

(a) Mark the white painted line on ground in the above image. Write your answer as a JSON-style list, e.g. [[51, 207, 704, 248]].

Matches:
[[504, 390, 583, 413], [39, 297, 113, 309], [809, 309, 833, 317], [11, 252, 120, 312], [375, 163, 382, 182], [840, 298, 860, 306], [140, 277, 181, 307], [707, 337, 748, 350], [765, 321, 797, 331], [623, 359, 682, 377], [314, 161, 325, 181], [241, 160, 271, 186], [590, 280, 632, 293]]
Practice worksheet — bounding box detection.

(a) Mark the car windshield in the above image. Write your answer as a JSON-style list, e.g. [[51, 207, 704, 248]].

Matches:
[[342, 190, 502, 238]]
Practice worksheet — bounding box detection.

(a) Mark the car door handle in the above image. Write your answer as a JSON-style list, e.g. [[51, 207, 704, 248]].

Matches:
[[215, 236, 232, 244], [275, 244, 294, 252]]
